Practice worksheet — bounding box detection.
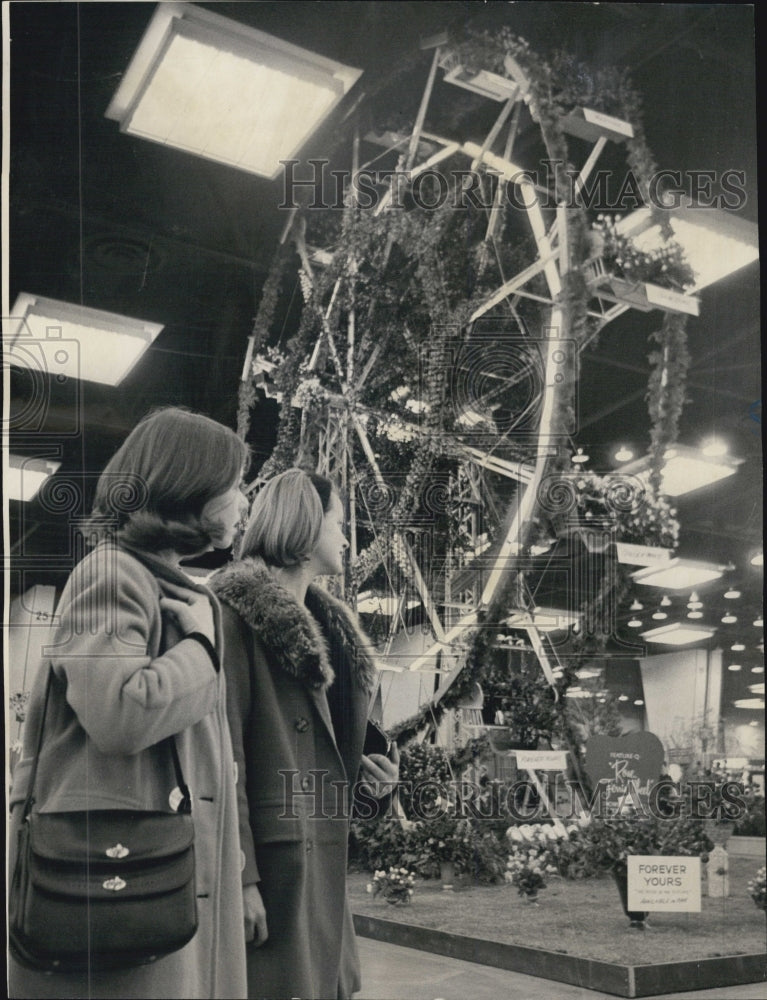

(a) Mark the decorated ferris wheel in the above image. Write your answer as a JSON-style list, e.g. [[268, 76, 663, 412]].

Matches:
[[237, 28, 701, 752]]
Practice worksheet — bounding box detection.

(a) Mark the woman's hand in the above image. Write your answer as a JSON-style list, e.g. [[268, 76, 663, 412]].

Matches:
[[359, 742, 399, 799], [243, 883, 268, 946], [159, 582, 215, 644]]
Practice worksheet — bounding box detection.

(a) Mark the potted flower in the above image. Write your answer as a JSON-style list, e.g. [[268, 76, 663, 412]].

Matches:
[[747, 867, 766, 913], [412, 807, 474, 890], [505, 822, 567, 902], [366, 867, 416, 906]]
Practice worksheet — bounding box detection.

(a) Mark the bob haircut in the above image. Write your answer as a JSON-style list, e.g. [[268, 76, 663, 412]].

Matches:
[[240, 468, 337, 567], [86, 407, 249, 555]]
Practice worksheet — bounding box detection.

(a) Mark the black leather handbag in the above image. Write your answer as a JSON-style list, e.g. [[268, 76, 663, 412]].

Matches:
[[9, 668, 199, 974]]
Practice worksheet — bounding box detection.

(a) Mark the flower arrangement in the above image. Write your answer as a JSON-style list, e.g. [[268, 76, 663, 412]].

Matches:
[[589, 214, 696, 292], [549, 472, 679, 550], [366, 867, 416, 906], [505, 824, 564, 899], [583, 813, 713, 876], [747, 867, 766, 912]]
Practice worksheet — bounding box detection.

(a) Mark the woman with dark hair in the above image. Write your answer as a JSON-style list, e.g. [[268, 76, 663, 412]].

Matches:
[[210, 468, 398, 1000], [9, 407, 250, 1000]]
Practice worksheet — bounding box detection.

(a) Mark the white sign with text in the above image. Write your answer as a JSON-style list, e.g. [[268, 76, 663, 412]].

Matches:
[[514, 750, 568, 771], [627, 855, 701, 912]]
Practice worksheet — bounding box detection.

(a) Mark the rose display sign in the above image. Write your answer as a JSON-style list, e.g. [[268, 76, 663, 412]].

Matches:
[[584, 732, 665, 813]]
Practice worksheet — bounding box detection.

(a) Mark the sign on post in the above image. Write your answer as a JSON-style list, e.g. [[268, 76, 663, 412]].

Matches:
[[627, 855, 702, 912]]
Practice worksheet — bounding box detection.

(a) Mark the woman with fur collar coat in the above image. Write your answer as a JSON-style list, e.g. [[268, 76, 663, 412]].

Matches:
[[210, 469, 398, 1000]]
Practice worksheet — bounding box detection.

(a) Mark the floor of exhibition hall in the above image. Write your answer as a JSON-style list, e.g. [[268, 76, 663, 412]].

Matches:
[[357, 938, 767, 1000]]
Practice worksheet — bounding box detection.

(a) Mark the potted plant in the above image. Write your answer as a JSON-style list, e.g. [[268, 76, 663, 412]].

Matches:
[[366, 867, 416, 906], [505, 822, 569, 902], [747, 867, 766, 913], [412, 805, 474, 890]]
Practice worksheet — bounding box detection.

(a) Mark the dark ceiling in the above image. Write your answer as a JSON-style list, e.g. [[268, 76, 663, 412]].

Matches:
[[7, 3, 763, 701]]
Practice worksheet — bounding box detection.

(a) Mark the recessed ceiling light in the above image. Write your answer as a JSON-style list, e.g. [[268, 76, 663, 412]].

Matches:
[[105, 3, 362, 180], [8, 455, 61, 502], [618, 694, 629, 702], [632, 558, 727, 591], [7, 293, 163, 386], [701, 437, 728, 457], [727, 664, 742, 671], [634, 699, 644, 706], [641, 622, 717, 645], [616, 444, 743, 497]]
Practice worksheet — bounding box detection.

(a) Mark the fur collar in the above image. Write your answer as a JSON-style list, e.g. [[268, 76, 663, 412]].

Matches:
[[210, 557, 376, 692]]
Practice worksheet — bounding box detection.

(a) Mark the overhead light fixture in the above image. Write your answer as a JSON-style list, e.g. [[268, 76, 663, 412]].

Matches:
[[749, 683, 765, 695], [652, 611, 668, 621], [701, 437, 728, 458], [571, 447, 589, 465], [751, 551, 763, 567], [731, 642, 746, 652], [616, 444, 742, 498], [660, 595, 672, 607], [505, 607, 580, 633], [618, 694, 629, 702], [630, 599, 644, 612], [8, 454, 61, 501], [576, 667, 601, 680], [634, 699, 644, 707], [687, 592, 702, 609], [7, 293, 163, 386], [615, 446, 634, 463], [721, 614, 738, 624], [754, 617, 764, 628], [687, 611, 704, 620], [632, 558, 727, 591], [749, 720, 759, 727], [727, 664, 742, 672], [628, 618, 643, 628], [723, 587, 741, 599], [616, 205, 759, 292], [733, 698, 765, 710], [641, 622, 717, 645], [565, 687, 593, 699], [105, 3, 362, 180], [752, 666, 765, 674]]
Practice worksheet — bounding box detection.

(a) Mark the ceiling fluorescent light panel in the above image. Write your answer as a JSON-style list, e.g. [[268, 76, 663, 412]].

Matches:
[[631, 558, 726, 591], [7, 293, 163, 386], [106, 3, 362, 180]]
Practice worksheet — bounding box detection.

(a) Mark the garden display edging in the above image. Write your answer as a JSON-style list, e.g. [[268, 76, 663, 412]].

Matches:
[[352, 913, 767, 998]]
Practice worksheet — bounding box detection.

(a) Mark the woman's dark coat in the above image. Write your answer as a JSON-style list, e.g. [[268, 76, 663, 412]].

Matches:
[[210, 558, 377, 1000]]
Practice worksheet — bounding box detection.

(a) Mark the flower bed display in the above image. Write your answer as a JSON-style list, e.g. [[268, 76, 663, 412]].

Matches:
[[349, 856, 767, 998]]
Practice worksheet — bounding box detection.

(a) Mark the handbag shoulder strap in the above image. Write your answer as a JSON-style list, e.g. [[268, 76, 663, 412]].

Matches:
[[21, 666, 192, 818]]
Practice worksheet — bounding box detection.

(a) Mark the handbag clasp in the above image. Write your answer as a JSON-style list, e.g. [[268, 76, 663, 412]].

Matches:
[[105, 843, 130, 858], [102, 876, 127, 892]]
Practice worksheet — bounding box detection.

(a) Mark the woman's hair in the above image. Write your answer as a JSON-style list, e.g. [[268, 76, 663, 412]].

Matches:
[[86, 407, 249, 555], [240, 468, 336, 567]]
